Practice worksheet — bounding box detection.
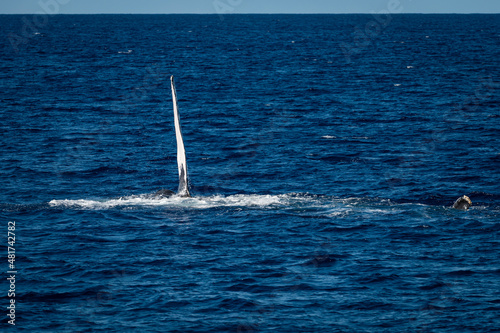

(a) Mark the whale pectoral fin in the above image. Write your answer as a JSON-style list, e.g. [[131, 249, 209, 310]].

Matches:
[[171, 75, 191, 198], [177, 163, 190, 197]]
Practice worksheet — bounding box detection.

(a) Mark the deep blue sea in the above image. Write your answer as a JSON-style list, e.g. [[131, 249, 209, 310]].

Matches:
[[1, 14, 499, 332]]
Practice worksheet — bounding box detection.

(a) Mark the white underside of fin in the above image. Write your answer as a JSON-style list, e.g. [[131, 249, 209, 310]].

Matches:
[[171, 76, 190, 197]]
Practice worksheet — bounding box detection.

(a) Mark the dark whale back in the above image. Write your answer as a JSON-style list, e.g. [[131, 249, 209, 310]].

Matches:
[[154, 189, 176, 198]]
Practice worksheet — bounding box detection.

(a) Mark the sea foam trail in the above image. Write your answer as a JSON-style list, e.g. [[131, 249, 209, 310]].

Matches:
[[48, 193, 302, 210], [48, 193, 426, 214]]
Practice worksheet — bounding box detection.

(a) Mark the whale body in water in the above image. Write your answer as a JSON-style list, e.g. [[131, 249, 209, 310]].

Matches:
[[155, 76, 191, 198]]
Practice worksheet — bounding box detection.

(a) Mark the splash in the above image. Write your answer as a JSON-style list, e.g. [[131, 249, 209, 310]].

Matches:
[[47, 193, 442, 218], [48, 193, 300, 210]]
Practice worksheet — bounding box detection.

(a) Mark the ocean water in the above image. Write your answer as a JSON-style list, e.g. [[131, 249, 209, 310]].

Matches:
[[1, 14, 499, 332]]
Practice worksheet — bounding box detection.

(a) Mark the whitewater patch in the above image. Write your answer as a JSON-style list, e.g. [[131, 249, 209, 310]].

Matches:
[[48, 193, 312, 210], [47, 193, 436, 217]]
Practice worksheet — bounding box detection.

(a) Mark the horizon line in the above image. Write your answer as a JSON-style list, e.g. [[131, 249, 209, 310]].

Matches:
[[1, 12, 499, 15]]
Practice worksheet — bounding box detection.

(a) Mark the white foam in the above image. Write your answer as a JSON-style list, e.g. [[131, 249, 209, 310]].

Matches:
[[48, 193, 432, 215], [48, 193, 294, 210]]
